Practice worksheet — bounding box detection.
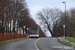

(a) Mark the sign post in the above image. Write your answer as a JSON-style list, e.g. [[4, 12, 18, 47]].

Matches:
[[27, 28, 29, 38], [23, 26, 26, 34], [63, 24, 65, 38]]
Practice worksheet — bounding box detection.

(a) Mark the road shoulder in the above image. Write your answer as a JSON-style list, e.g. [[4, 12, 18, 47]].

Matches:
[[58, 37, 75, 48], [0, 38, 27, 46]]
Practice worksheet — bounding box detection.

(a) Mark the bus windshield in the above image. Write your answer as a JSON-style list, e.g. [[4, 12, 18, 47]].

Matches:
[[29, 29, 38, 34]]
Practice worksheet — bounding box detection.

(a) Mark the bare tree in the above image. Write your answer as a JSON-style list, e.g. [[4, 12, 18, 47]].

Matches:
[[37, 8, 62, 37], [0, 0, 29, 34], [68, 8, 75, 37], [56, 8, 75, 37]]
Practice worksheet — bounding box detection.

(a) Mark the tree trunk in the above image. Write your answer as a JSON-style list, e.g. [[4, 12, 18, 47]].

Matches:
[[47, 24, 53, 36], [10, 20, 11, 34]]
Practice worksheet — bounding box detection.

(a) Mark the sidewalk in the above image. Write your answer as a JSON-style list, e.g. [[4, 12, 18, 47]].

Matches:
[[58, 37, 75, 46]]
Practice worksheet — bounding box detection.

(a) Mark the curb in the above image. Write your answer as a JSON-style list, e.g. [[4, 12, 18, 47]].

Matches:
[[58, 38, 75, 49]]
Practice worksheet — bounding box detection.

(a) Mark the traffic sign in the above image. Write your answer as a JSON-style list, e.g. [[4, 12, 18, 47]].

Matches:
[[27, 28, 28, 30], [63, 24, 65, 28], [23, 26, 25, 28]]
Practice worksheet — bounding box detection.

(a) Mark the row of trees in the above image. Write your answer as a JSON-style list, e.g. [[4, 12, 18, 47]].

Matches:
[[57, 8, 75, 37], [0, 0, 46, 37], [0, 0, 29, 34], [37, 8, 75, 37]]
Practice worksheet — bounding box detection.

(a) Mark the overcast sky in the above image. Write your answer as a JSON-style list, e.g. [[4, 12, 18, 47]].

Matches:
[[26, 0, 75, 36], [26, 0, 75, 20]]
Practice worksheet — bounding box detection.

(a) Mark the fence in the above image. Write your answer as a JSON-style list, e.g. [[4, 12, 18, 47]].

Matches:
[[0, 34, 26, 41]]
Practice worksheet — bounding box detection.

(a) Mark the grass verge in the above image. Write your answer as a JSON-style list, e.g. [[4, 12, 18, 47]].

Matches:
[[58, 39, 72, 46], [66, 37, 75, 42], [0, 37, 27, 46]]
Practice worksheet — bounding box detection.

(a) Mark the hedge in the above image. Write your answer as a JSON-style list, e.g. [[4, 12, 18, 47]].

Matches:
[[0, 34, 26, 41]]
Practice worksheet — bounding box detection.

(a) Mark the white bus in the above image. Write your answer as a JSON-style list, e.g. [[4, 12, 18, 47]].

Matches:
[[29, 27, 39, 38]]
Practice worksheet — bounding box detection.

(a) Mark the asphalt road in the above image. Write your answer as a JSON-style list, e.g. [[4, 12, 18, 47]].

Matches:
[[0, 37, 74, 50]]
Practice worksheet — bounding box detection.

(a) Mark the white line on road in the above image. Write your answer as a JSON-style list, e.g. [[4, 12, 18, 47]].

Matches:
[[34, 38, 40, 50]]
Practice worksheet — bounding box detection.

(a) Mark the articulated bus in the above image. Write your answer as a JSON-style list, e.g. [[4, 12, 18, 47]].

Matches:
[[28, 27, 39, 38]]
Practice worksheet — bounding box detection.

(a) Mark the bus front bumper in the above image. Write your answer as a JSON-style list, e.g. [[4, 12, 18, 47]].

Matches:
[[29, 35, 39, 38]]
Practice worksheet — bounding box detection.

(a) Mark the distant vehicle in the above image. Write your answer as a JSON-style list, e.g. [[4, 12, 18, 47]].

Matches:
[[28, 27, 39, 38]]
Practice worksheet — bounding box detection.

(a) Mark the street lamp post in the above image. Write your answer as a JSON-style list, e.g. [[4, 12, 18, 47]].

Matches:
[[62, 2, 66, 39]]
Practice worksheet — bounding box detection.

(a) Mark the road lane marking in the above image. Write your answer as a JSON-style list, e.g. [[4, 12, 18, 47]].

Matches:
[[51, 46, 74, 49], [34, 39, 40, 50]]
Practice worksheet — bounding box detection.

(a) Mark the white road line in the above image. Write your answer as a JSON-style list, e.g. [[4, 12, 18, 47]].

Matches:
[[34, 39, 40, 50]]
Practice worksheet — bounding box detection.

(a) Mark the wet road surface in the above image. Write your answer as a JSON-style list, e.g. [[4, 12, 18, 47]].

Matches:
[[0, 37, 74, 50]]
